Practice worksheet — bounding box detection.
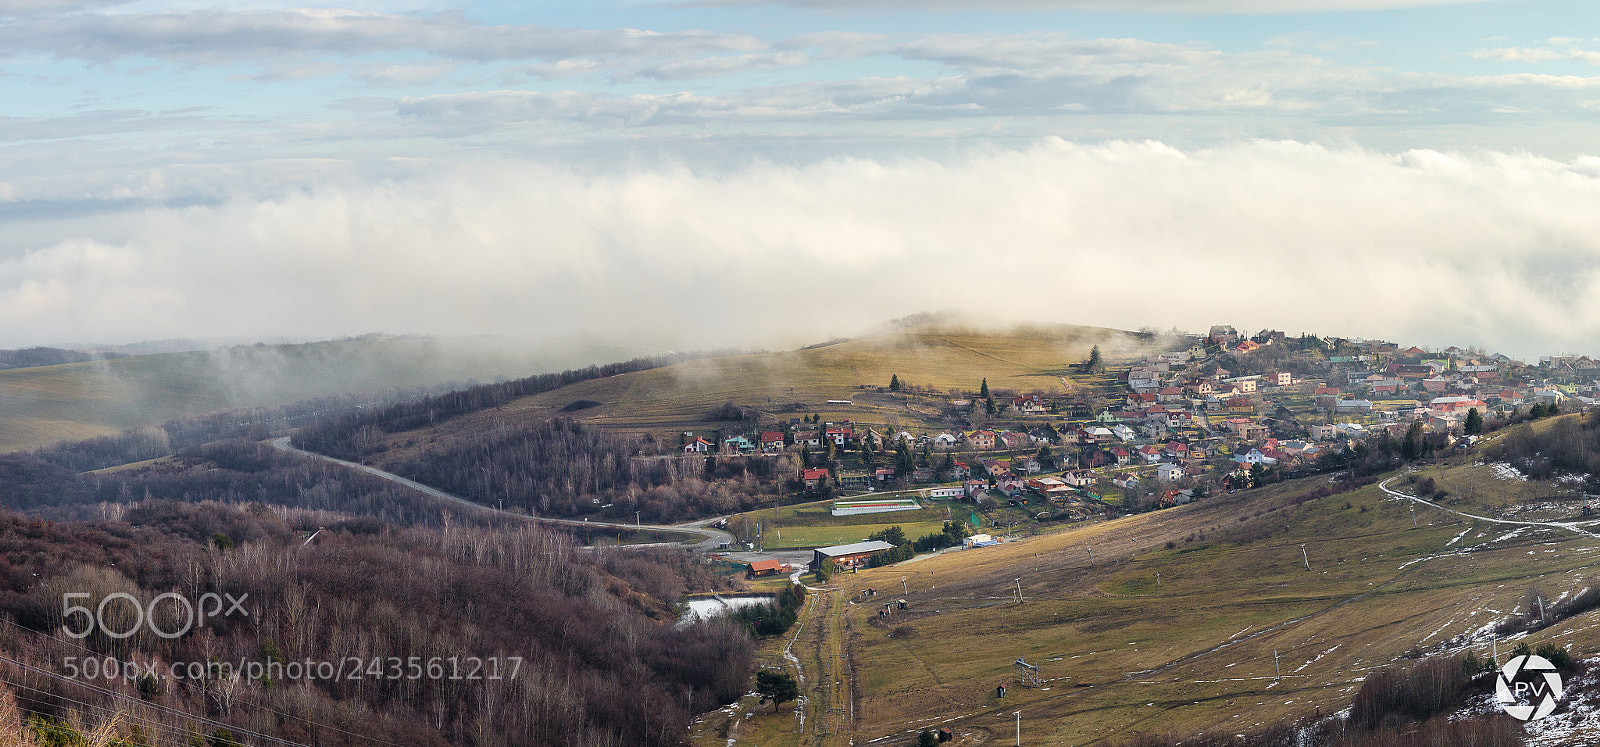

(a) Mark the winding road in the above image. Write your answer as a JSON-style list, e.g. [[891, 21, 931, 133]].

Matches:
[[270, 437, 736, 551], [1376, 474, 1600, 539]]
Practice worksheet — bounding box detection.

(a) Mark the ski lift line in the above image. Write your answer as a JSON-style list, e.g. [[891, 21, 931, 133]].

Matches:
[[0, 620, 406, 747], [0, 654, 307, 747]]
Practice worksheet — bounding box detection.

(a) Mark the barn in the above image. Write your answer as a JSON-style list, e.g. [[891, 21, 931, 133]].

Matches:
[[812, 540, 895, 572], [747, 559, 791, 578]]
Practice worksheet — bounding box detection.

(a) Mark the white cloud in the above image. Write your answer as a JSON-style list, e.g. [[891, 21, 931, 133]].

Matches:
[[5, 139, 1600, 359], [1474, 45, 1600, 66], [352, 61, 456, 86], [687, 0, 1494, 13], [0, 9, 763, 64], [226, 60, 342, 83], [623, 51, 811, 81]]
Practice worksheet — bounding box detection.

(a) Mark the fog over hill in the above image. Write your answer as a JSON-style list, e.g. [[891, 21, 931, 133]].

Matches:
[[0, 333, 671, 452]]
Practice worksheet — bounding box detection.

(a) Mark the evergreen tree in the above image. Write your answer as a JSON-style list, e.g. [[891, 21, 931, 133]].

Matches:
[[800, 444, 812, 468], [889, 374, 902, 392], [861, 440, 877, 467], [1087, 345, 1104, 373], [917, 730, 938, 747], [1402, 419, 1424, 461], [895, 442, 916, 475], [869, 525, 908, 546], [756, 670, 799, 712], [985, 396, 996, 415], [979, 378, 989, 398], [1464, 407, 1484, 435]]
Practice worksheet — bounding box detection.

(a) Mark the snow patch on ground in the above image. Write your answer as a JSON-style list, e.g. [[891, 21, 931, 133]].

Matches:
[[1523, 658, 1600, 747], [1491, 527, 1527, 544], [1488, 462, 1529, 481], [1293, 645, 1340, 673]]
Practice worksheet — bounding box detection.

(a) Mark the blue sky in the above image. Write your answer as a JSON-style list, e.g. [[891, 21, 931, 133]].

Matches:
[[4, 0, 1600, 357]]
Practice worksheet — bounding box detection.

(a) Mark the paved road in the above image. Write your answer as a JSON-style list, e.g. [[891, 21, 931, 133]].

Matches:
[[1376, 474, 1600, 539], [271, 437, 736, 551]]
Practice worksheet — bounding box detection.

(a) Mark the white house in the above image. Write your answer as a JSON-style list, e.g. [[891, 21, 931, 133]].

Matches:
[[1233, 449, 1277, 466], [1157, 463, 1185, 482], [683, 437, 713, 453]]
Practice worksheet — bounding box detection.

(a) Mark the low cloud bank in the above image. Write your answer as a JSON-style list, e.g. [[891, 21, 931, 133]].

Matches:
[[4, 138, 1599, 358]]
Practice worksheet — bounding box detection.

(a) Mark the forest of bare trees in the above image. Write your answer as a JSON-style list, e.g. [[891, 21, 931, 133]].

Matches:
[[0, 500, 752, 746], [1485, 410, 1600, 487], [377, 419, 797, 521]]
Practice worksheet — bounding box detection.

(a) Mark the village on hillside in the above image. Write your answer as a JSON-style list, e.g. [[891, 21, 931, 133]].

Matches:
[[682, 326, 1599, 535]]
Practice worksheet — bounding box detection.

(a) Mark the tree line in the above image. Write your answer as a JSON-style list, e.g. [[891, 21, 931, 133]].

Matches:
[[291, 354, 708, 461]]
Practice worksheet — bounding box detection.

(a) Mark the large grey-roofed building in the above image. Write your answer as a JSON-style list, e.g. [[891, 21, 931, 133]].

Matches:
[[813, 540, 895, 571]]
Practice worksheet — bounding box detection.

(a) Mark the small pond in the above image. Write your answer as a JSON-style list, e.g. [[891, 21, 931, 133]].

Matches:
[[679, 594, 774, 625]]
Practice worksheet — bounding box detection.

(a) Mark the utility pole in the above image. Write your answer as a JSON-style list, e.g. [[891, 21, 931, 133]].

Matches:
[[902, 576, 908, 595], [1491, 632, 1498, 665], [1274, 649, 1281, 682], [1409, 502, 1416, 529], [636, 511, 641, 528], [1014, 710, 1021, 746], [1538, 596, 1546, 626], [1014, 578, 1022, 603], [1300, 544, 1310, 571], [1087, 546, 1094, 566]]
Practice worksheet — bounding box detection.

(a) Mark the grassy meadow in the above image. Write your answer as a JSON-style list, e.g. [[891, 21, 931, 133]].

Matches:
[[834, 473, 1600, 744]]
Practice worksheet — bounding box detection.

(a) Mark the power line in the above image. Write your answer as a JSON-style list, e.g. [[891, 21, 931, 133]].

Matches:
[[0, 616, 408, 747], [0, 673, 211, 744], [0, 653, 306, 747]]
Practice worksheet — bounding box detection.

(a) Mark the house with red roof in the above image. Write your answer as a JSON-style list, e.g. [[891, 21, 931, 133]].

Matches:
[[683, 437, 713, 454], [760, 431, 786, 453], [802, 468, 831, 489], [1012, 395, 1048, 415]]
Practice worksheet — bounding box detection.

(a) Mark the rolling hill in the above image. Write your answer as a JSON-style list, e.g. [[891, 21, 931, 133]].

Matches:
[[835, 470, 1600, 745], [0, 334, 660, 452], [354, 321, 1153, 464]]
